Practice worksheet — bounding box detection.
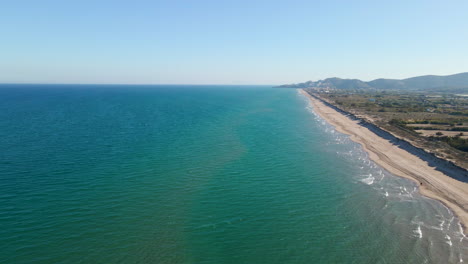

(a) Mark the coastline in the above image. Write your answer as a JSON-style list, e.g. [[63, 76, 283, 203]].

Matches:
[[300, 89, 468, 233]]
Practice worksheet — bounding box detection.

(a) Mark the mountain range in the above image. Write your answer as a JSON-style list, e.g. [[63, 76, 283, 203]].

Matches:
[[278, 72, 468, 92]]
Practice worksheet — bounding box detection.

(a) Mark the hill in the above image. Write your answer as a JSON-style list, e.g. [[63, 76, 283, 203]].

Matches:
[[278, 77, 372, 90], [279, 72, 468, 92]]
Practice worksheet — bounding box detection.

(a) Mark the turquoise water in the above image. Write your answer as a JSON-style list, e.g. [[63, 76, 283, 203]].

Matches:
[[1, 85, 467, 263]]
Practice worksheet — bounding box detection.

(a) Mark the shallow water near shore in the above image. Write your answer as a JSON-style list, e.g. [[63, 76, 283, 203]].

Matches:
[[1, 85, 467, 263]]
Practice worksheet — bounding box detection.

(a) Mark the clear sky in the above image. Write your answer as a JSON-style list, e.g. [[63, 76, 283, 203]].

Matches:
[[1, 0, 468, 85]]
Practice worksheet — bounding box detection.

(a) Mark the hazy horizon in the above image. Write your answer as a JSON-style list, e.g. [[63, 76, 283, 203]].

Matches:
[[1, 71, 468, 86]]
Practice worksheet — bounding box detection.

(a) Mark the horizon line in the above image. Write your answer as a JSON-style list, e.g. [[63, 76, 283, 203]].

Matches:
[[0, 82, 278, 86]]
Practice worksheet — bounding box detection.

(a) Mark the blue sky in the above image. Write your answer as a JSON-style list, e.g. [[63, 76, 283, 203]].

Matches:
[[1, 0, 467, 84]]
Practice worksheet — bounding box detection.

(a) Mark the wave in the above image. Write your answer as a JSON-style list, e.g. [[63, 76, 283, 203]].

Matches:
[[414, 224, 423, 238], [361, 173, 375, 185]]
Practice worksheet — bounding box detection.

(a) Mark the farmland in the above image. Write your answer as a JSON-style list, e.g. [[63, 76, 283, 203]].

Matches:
[[307, 88, 468, 168]]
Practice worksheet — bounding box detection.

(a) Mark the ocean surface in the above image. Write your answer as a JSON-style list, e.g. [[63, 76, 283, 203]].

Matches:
[[1, 84, 467, 263]]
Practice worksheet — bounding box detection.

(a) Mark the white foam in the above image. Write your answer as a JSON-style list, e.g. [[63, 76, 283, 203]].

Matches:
[[449, 216, 455, 227], [414, 225, 423, 238], [361, 173, 375, 185], [445, 235, 453, 246], [458, 222, 467, 242], [439, 219, 445, 231]]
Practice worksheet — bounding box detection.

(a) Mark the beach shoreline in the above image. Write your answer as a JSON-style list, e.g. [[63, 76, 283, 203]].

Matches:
[[300, 89, 468, 233]]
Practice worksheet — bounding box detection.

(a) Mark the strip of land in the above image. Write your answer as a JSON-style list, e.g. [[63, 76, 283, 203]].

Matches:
[[300, 89, 468, 232]]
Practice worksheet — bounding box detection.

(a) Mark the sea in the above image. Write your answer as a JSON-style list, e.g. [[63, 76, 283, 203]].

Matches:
[[1, 84, 467, 263]]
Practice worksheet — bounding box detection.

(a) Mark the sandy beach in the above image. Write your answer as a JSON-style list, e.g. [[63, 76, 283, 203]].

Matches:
[[301, 89, 468, 233]]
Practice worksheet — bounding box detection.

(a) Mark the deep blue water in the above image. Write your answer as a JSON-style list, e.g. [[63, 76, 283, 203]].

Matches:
[[1, 84, 466, 263]]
